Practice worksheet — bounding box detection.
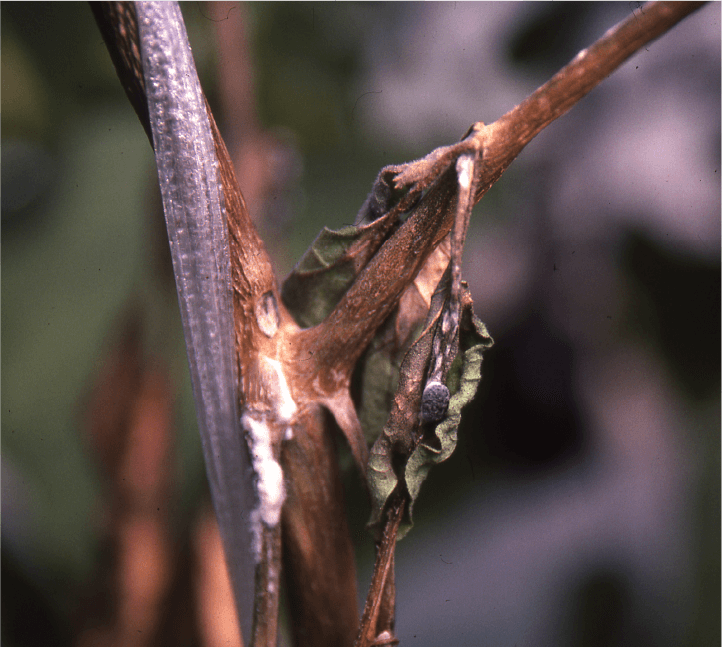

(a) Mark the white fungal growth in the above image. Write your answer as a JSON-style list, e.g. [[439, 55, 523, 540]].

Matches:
[[241, 413, 286, 560], [255, 291, 280, 338], [260, 356, 297, 421], [456, 155, 474, 190], [241, 356, 298, 561], [574, 47, 589, 63]]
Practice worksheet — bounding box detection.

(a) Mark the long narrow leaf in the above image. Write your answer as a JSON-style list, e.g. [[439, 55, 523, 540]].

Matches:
[[136, 3, 254, 641]]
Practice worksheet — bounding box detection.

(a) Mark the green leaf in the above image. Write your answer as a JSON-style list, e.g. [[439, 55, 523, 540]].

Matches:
[[280, 176, 401, 329], [281, 225, 363, 328]]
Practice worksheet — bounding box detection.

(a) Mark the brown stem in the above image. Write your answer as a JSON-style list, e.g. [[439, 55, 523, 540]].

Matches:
[[475, 1, 706, 202], [281, 406, 359, 647], [90, 2, 152, 144], [250, 523, 283, 647], [355, 497, 405, 647], [205, 97, 279, 310]]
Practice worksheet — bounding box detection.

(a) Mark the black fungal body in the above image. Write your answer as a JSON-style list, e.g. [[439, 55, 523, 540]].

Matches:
[[420, 381, 450, 424]]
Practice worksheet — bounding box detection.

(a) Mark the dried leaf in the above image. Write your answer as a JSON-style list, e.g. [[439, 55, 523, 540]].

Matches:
[[367, 282, 492, 539], [403, 311, 492, 529], [281, 211, 398, 329]]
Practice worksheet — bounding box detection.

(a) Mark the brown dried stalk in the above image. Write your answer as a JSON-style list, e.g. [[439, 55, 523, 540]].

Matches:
[[77, 314, 176, 647], [355, 497, 404, 647]]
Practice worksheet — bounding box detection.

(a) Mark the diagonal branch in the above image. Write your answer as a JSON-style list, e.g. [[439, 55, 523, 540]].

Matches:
[[473, 0, 706, 202], [355, 496, 404, 647], [301, 1, 705, 377]]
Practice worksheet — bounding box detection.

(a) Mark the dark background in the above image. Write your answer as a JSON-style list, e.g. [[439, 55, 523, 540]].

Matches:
[[3, 3, 719, 646]]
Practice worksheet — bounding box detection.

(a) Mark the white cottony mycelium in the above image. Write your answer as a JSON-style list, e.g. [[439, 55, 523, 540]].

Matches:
[[260, 356, 297, 423], [456, 154, 473, 190], [242, 355, 298, 561], [241, 412, 285, 561]]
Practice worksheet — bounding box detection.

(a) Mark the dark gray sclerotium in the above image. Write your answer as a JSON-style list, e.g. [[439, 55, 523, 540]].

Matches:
[[420, 380, 451, 424]]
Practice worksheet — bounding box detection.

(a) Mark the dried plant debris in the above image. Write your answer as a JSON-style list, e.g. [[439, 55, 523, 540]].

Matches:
[[367, 277, 492, 539], [283, 139, 493, 541], [280, 124, 484, 330]]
